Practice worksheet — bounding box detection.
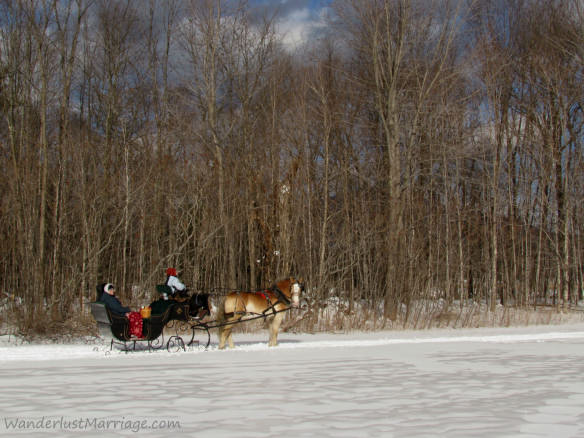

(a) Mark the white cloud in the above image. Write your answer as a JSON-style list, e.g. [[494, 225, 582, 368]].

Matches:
[[275, 5, 330, 50], [277, 8, 312, 48]]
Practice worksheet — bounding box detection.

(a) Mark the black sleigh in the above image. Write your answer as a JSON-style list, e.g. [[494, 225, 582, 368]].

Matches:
[[90, 284, 211, 352]]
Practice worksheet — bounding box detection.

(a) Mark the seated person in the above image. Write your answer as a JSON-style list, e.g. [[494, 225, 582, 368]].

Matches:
[[100, 283, 130, 317], [100, 283, 142, 338]]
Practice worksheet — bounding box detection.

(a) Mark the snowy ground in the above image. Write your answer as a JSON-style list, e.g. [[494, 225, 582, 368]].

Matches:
[[2, 324, 584, 437]]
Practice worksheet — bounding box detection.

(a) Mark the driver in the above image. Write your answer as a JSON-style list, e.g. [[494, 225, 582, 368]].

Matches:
[[165, 267, 187, 297]]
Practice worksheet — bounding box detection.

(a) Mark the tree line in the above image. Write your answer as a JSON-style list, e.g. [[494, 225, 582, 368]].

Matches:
[[1, 0, 583, 334]]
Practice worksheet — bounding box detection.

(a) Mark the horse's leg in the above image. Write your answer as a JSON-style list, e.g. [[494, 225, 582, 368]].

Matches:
[[224, 320, 235, 349], [219, 295, 246, 349], [227, 322, 235, 348], [268, 313, 284, 347], [219, 319, 236, 349], [218, 322, 230, 349], [218, 324, 227, 350]]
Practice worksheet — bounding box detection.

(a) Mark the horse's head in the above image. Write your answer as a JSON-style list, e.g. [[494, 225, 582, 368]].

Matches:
[[274, 277, 304, 308], [290, 278, 304, 308]]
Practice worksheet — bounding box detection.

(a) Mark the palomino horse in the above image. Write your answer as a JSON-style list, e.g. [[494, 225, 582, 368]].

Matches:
[[218, 277, 303, 349]]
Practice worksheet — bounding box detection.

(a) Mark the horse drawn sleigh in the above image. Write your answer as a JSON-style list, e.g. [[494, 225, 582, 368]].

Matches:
[[90, 277, 304, 352]]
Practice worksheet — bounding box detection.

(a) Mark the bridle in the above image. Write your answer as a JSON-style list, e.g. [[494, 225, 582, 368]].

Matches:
[[271, 279, 302, 308], [289, 280, 302, 308]]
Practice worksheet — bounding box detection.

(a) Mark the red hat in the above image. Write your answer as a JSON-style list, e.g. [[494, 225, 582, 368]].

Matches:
[[166, 267, 177, 276]]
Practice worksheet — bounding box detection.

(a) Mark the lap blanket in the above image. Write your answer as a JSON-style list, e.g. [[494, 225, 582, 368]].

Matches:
[[128, 312, 143, 338]]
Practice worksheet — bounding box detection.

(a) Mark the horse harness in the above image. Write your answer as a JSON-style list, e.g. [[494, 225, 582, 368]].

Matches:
[[260, 285, 292, 315], [231, 284, 291, 319]]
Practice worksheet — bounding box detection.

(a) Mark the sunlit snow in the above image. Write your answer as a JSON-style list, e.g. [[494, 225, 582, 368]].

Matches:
[[1, 325, 584, 437]]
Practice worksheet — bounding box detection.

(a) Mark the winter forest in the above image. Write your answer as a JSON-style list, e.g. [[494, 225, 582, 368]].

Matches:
[[1, 0, 583, 335]]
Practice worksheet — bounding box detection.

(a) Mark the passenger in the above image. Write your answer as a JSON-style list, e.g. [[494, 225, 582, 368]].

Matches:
[[100, 283, 142, 338], [100, 283, 130, 317], [165, 267, 187, 297]]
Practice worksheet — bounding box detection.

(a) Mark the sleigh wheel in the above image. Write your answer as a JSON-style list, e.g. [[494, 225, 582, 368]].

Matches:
[[167, 336, 185, 352]]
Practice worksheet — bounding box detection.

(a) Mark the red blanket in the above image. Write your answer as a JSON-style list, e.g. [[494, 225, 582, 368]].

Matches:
[[128, 312, 143, 338]]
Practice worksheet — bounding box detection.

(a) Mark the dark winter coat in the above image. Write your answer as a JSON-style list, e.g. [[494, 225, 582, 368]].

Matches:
[[150, 299, 174, 316], [100, 292, 131, 316]]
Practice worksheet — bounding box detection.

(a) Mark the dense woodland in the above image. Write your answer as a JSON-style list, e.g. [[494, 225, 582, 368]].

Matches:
[[1, 0, 583, 334]]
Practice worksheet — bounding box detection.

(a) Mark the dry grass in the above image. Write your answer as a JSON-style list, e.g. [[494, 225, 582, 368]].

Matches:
[[286, 300, 584, 333], [2, 299, 584, 341]]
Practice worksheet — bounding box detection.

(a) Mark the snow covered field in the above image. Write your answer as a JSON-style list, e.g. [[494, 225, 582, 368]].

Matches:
[[2, 324, 584, 437]]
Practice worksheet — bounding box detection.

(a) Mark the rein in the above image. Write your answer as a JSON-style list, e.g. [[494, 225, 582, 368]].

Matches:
[[230, 286, 290, 320], [198, 280, 297, 304], [205, 305, 295, 330], [210, 279, 300, 330]]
